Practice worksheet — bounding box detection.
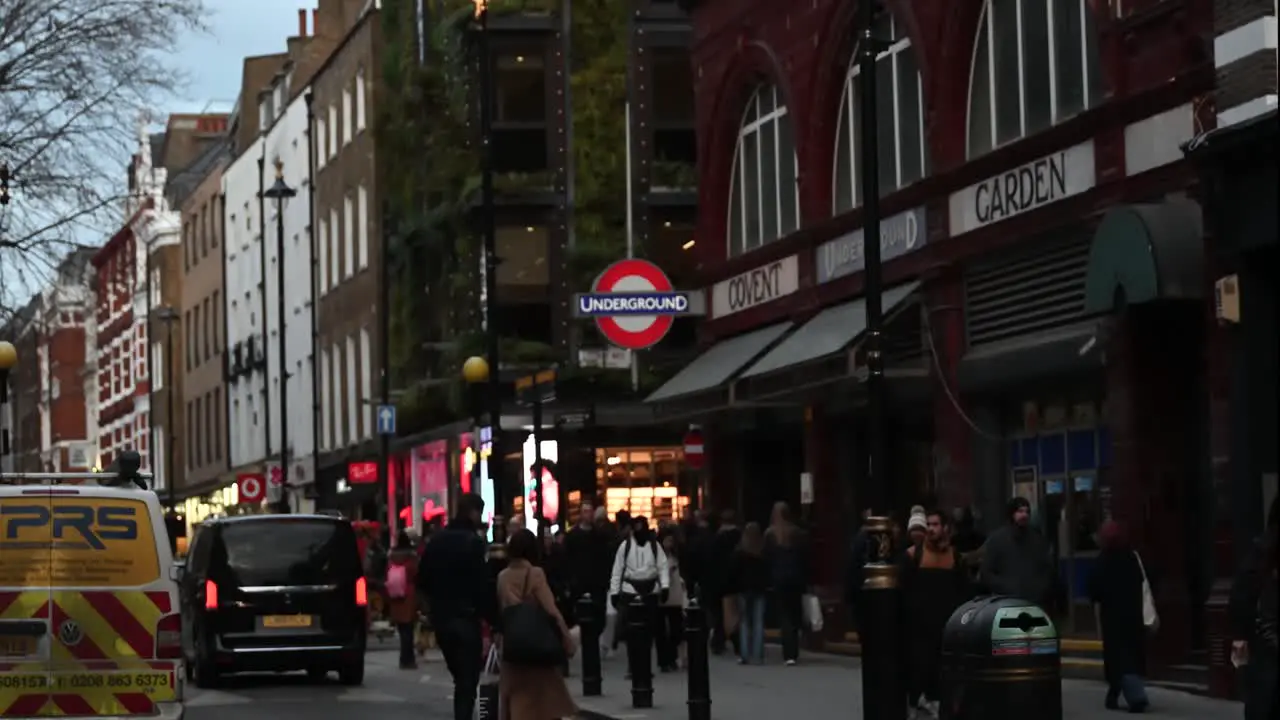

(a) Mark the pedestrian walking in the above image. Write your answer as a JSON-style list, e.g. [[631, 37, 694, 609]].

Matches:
[[1086, 520, 1150, 713], [497, 529, 577, 720], [418, 493, 496, 720], [565, 502, 611, 627], [729, 522, 769, 665], [386, 530, 420, 670], [658, 533, 686, 671], [705, 509, 743, 656], [979, 497, 1053, 605], [900, 509, 971, 718], [764, 501, 810, 665], [609, 515, 670, 677], [1231, 497, 1280, 720]]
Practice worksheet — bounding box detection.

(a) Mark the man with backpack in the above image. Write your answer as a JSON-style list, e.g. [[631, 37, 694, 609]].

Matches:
[[386, 530, 420, 669], [608, 515, 670, 677]]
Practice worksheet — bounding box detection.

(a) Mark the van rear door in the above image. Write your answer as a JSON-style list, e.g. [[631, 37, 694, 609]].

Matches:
[[209, 518, 363, 647], [45, 493, 180, 716], [0, 488, 53, 717]]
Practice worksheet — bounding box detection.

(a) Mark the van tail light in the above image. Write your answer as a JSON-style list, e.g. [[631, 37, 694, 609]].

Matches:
[[355, 577, 368, 607], [155, 614, 182, 659], [204, 580, 219, 611]]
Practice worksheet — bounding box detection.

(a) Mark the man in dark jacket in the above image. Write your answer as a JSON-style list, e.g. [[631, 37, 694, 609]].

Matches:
[[565, 503, 612, 621], [980, 497, 1053, 604], [417, 493, 495, 720]]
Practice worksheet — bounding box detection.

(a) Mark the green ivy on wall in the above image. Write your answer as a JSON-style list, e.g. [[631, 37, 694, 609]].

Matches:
[[377, 0, 639, 436]]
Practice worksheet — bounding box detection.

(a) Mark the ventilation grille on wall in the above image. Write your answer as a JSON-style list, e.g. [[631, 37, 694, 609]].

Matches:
[[965, 235, 1090, 347]]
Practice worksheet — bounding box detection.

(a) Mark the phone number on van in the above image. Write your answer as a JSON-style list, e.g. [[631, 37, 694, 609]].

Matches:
[[0, 673, 171, 690]]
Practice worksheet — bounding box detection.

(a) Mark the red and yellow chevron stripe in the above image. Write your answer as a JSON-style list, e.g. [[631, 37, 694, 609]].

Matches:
[[0, 590, 178, 717]]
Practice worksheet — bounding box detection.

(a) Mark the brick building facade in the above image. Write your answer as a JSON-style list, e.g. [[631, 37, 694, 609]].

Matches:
[[652, 0, 1227, 674]]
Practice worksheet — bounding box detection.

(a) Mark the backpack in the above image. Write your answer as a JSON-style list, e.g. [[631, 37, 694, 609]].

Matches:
[[386, 563, 408, 599]]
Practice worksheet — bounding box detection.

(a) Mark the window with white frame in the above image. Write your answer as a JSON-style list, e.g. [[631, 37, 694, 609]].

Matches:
[[833, 13, 929, 212], [345, 337, 358, 444], [359, 328, 372, 438], [331, 342, 344, 446], [327, 105, 338, 159], [342, 87, 353, 145], [321, 348, 332, 449], [329, 208, 340, 287], [967, 0, 1103, 157], [318, 216, 329, 291], [316, 116, 327, 168], [727, 84, 799, 257], [343, 194, 355, 279], [356, 186, 369, 270], [152, 343, 163, 390], [355, 69, 367, 131]]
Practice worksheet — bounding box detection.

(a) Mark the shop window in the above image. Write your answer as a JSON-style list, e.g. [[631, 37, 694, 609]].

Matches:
[[595, 447, 691, 527], [727, 84, 800, 257], [967, 0, 1103, 157], [833, 11, 929, 213]]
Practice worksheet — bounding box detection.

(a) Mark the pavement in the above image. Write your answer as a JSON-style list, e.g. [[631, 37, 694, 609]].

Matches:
[[181, 640, 1243, 720]]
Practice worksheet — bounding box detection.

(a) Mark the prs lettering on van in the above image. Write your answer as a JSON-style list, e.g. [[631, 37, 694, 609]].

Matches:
[[0, 505, 139, 550]]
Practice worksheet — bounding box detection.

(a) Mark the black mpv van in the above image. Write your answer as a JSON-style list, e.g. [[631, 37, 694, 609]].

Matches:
[[179, 514, 368, 687]]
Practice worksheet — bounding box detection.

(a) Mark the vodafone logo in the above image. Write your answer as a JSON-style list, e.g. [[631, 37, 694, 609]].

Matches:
[[238, 472, 265, 503]]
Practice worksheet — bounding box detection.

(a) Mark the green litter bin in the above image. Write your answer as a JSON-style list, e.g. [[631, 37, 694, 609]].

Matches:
[[939, 596, 1063, 720]]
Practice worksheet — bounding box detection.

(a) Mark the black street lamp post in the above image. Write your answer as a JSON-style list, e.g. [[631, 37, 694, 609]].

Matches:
[[155, 307, 180, 509], [856, 2, 903, 719], [264, 158, 297, 514], [472, 0, 505, 553]]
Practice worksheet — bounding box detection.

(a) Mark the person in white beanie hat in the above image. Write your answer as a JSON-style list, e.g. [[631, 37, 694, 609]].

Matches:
[[907, 511, 928, 548]]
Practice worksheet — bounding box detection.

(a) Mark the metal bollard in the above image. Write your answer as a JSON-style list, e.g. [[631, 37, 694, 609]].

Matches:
[[684, 598, 711, 720], [627, 595, 654, 708], [577, 593, 602, 696]]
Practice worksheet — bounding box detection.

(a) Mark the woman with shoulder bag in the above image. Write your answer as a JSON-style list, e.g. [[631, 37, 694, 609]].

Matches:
[[497, 529, 577, 720], [1087, 520, 1150, 714]]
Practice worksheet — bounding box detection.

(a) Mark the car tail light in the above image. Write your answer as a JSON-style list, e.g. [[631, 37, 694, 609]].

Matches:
[[204, 580, 219, 610], [155, 614, 182, 659], [355, 577, 368, 607]]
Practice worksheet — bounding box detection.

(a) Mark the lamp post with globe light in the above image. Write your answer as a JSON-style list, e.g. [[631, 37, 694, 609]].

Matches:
[[0, 340, 16, 468], [462, 355, 503, 557], [263, 158, 297, 514]]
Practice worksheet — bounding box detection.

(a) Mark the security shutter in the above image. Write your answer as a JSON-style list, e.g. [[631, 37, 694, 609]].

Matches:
[[964, 234, 1090, 347]]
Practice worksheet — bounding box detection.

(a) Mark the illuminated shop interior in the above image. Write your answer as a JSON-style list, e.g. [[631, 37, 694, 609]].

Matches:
[[597, 447, 691, 526]]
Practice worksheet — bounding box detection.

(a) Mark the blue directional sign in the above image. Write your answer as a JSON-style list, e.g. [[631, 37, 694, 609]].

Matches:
[[376, 404, 396, 435]]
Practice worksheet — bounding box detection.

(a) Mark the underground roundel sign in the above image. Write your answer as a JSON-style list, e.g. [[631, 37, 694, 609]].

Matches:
[[574, 259, 703, 350]]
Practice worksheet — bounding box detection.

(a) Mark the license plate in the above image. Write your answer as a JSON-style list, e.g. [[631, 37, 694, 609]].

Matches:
[[262, 614, 313, 629], [0, 636, 36, 657]]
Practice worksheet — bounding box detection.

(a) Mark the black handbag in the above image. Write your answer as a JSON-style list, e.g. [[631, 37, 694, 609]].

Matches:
[[501, 569, 565, 666]]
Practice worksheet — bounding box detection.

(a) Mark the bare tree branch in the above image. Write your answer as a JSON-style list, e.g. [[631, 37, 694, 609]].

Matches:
[[0, 0, 207, 314]]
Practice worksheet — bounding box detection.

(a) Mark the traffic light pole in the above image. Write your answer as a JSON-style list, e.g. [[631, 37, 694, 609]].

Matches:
[[857, 2, 903, 719]]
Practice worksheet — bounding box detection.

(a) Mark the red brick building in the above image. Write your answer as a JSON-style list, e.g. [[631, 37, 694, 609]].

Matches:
[[653, 0, 1222, 671]]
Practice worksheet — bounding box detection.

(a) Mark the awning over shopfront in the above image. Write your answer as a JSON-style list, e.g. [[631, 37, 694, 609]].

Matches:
[[1082, 200, 1203, 314], [956, 321, 1104, 393], [733, 281, 920, 400], [645, 321, 794, 416]]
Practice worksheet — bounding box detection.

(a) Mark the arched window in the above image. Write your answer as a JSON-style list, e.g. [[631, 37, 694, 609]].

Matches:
[[728, 85, 800, 257], [833, 13, 929, 213], [968, 0, 1104, 157]]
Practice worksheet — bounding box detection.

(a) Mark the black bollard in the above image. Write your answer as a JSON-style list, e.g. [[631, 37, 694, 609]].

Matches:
[[684, 598, 711, 720], [578, 593, 602, 696], [627, 595, 654, 708]]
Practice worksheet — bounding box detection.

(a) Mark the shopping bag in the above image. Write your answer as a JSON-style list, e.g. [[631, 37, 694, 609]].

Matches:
[[475, 645, 500, 720], [802, 594, 824, 633], [1134, 551, 1160, 633], [722, 595, 740, 636]]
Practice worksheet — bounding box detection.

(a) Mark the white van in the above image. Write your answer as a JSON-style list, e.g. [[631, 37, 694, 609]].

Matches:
[[0, 469, 185, 719]]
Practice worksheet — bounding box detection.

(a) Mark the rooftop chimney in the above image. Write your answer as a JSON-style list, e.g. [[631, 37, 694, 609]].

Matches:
[[312, 9, 319, 37], [298, 8, 307, 36]]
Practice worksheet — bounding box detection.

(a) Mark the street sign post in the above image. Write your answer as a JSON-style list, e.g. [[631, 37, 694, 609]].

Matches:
[[574, 259, 705, 350], [377, 404, 397, 435], [515, 370, 557, 535]]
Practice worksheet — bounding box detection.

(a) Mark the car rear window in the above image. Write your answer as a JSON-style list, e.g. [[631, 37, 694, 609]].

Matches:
[[217, 520, 360, 586]]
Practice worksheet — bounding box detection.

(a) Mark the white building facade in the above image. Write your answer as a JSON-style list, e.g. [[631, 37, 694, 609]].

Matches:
[[223, 127, 270, 473], [262, 74, 317, 512]]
